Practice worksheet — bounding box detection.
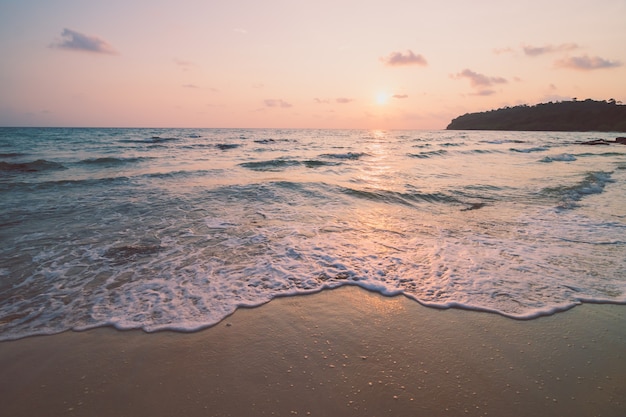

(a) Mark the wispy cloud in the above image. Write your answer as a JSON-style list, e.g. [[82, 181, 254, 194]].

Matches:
[[264, 99, 292, 108], [471, 89, 497, 96], [523, 43, 579, 56], [50, 28, 117, 54], [453, 69, 507, 88], [314, 97, 354, 104], [392, 94, 408, 99], [381, 50, 427, 67], [234, 28, 248, 35], [181, 84, 219, 92], [174, 59, 196, 70], [493, 47, 514, 55], [555, 55, 622, 70], [452, 69, 507, 97]]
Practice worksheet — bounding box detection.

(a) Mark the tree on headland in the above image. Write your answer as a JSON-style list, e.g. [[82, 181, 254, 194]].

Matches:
[[447, 99, 626, 132]]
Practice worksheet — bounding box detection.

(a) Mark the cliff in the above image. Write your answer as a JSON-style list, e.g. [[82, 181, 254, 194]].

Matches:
[[446, 99, 626, 132]]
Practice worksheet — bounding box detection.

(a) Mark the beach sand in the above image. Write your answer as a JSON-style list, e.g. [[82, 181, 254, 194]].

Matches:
[[1, 285, 624, 417]]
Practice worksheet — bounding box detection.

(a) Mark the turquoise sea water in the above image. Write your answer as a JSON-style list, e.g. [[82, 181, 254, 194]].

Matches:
[[1, 128, 625, 340]]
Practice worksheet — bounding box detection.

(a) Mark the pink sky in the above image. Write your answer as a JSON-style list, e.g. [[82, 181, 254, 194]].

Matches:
[[1, 0, 625, 129]]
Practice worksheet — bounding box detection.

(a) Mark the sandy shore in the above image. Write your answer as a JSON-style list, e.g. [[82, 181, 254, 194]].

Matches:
[[1, 286, 625, 417]]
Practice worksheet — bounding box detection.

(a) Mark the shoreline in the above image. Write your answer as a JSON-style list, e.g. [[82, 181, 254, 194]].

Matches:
[[1, 286, 625, 417]]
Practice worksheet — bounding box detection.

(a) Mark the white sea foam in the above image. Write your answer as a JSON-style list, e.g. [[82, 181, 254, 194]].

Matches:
[[540, 153, 577, 162]]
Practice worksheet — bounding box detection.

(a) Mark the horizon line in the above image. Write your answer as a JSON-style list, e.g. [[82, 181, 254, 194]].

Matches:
[[0, 125, 448, 131]]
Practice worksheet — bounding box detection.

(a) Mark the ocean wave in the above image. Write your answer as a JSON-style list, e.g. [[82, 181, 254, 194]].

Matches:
[[0, 176, 133, 191], [2, 128, 626, 341], [460, 184, 504, 192], [460, 149, 503, 154], [119, 136, 180, 144], [0, 153, 26, 158], [0, 159, 67, 173], [145, 136, 179, 144], [319, 152, 368, 160], [480, 139, 526, 144], [0, 169, 225, 190], [181, 143, 215, 149], [539, 154, 577, 163], [407, 150, 448, 159], [338, 185, 460, 206], [543, 171, 614, 209], [146, 169, 223, 179], [239, 159, 302, 171], [253, 138, 294, 144], [510, 146, 548, 153], [303, 159, 340, 168], [79, 157, 147, 166], [215, 143, 241, 150]]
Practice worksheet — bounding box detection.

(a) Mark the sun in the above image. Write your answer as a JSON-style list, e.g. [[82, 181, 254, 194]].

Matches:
[[375, 92, 390, 105]]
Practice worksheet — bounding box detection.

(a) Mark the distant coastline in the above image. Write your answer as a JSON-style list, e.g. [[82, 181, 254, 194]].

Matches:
[[447, 99, 626, 132]]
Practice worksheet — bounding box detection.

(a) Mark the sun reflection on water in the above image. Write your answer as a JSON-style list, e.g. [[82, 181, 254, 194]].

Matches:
[[356, 130, 397, 192]]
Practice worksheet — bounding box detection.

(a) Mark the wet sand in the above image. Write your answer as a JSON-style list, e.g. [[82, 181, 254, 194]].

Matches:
[[1, 286, 625, 417]]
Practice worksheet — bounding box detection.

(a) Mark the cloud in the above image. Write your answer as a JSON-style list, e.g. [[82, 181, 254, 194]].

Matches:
[[50, 28, 117, 54], [174, 59, 196, 70], [453, 69, 507, 88], [181, 84, 218, 92], [314, 98, 354, 104], [493, 47, 514, 55], [381, 50, 427, 67], [264, 99, 292, 108], [471, 89, 496, 96], [234, 28, 248, 35], [555, 55, 622, 70], [392, 94, 408, 99], [523, 43, 579, 57]]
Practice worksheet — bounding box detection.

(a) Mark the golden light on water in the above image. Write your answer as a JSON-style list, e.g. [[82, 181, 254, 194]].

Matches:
[[358, 130, 394, 191]]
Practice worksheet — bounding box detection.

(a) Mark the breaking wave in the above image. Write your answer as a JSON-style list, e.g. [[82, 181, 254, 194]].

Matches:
[[0, 159, 67, 173]]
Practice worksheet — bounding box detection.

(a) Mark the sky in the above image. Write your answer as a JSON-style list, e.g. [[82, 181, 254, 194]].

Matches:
[[1, 0, 625, 129]]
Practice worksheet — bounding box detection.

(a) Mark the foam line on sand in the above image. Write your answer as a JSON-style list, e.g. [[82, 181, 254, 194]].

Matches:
[[1, 286, 625, 417]]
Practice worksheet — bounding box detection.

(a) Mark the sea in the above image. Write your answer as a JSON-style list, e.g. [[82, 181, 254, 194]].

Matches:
[[1, 127, 625, 341]]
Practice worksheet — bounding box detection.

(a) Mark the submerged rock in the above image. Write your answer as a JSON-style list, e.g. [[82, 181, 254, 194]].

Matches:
[[580, 139, 612, 145]]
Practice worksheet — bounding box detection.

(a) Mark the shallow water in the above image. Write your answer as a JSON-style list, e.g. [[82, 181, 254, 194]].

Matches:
[[1, 128, 625, 340]]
